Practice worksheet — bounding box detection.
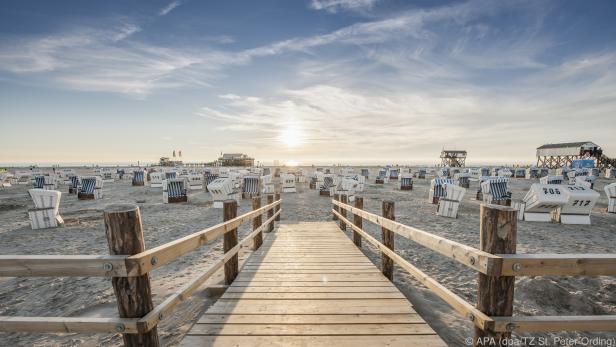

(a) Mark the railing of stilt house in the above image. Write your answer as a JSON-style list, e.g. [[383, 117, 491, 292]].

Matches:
[[0, 194, 282, 347], [331, 194, 616, 345]]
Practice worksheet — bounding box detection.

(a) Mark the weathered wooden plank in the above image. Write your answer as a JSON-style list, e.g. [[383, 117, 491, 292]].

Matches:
[[230, 281, 397, 287], [220, 292, 406, 299], [0, 316, 139, 334], [225, 286, 400, 293], [492, 315, 616, 332], [188, 323, 436, 335], [179, 335, 447, 347], [0, 255, 128, 277], [207, 299, 414, 314], [198, 313, 424, 324], [499, 254, 616, 276]]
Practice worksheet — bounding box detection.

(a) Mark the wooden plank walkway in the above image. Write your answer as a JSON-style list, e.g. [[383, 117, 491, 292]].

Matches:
[[180, 221, 446, 347]]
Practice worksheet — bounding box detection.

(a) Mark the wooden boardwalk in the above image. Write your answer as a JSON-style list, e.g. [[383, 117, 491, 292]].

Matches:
[[180, 221, 446, 347]]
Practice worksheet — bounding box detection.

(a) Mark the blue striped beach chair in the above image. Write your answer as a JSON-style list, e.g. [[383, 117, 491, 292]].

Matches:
[[243, 176, 260, 198], [205, 173, 219, 192], [132, 170, 145, 186], [164, 179, 187, 203], [375, 169, 387, 184], [389, 169, 399, 180], [481, 177, 510, 204], [361, 169, 369, 178], [33, 176, 45, 189], [400, 176, 413, 190], [165, 172, 177, 180], [429, 178, 454, 204], [68, 175, 79, 194], [320, 176, 334, 196], [78, 176, 102, 200]]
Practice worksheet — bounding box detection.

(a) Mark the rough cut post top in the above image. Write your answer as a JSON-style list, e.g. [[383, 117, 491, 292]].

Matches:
[[104, 204, 139, 214], [480, 204, 517, 212]]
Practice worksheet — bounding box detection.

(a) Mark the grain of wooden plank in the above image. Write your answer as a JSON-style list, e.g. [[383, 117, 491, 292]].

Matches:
[[188, 323, 436, 335], [197, 313, 424, 324], [207, 299, 415, 314], [219, 292, 405, 299], [179, 335, 447, 347], [225, 286, 400, 293]]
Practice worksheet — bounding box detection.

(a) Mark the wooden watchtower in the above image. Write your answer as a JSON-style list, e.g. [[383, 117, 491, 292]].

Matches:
[[440, 149, 467, 167]]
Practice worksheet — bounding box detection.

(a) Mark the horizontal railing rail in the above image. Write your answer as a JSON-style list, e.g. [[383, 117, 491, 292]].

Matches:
[[331, 195, 616, 343], [0, 194, 282, 346]]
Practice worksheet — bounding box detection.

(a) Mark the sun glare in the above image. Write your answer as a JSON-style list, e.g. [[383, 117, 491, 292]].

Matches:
[[279, 126, 303, 148]]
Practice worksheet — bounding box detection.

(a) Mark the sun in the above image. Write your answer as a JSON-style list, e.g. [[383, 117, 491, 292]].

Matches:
[[279, 125, 303, 148]]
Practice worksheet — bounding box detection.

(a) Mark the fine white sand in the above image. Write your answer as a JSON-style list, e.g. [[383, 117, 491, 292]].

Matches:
[[1, 167, 615, 346]]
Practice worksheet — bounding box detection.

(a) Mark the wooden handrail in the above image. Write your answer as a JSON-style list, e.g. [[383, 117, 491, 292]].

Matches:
[[0, 200, 281, 278], [332, 209, 493, 331], [492, 315, 616, 333], [0, 208, 281, 334], [333, 199, 501, 275]]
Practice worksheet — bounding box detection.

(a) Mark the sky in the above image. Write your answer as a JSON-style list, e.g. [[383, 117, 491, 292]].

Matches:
[[0, 0, 615, 166]]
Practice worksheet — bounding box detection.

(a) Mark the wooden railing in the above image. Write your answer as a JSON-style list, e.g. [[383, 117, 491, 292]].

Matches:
[[331, 195, 616, 345], [0, 194, 282, 347]]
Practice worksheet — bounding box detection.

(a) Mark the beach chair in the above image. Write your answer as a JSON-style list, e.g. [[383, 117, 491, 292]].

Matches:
[[207, 177, 240, 208], [574, 175, 595, 189], [497, 168, 512, 178], [350, 175, 365, 192], [454, 172, 470, 188], [204, 173, 219, 192], [480, 177, 511, 205], [243, 176, 261, 198], [28, 189, 64, 229], [399, 174, 413, 190], [336, 177, 358, 202], [437, 184, 466, 218], [281, 173, 297, 193], [262, 168, 271, 176], [68, 175, 79, 194], [551, 185, 599, 224], [78, 176, 103, 200], [360, 169, 370, 179], [540, 175, 564, 185], [296, 170, 306, 183], [429, 178, 454, 204], [514, 168, 526, 178], [33, 175, 45, 189], [319, 176, 335, 197], [261, 174, 275, 194], [522, 184, 568, 222], [149, 172, 164, 188], [604, 168, 616, 179], [414, 168, 427, 179], [165, 171, 177, 180], [526, 167, 540, 179], [375, 169, 388, 184], [1, 173, 13, 188], [163, 179, 188, 203], [187, 173, 204, 190], [604, 183, 616, 213], [117, 169, 125, 180], [389, 168, 399, 180], [556, 167, 572, 178], [132, 170, 146, 186], [100, 168, 114, 183], [539, 168, 549, 177], [438, 168, 450, 178]]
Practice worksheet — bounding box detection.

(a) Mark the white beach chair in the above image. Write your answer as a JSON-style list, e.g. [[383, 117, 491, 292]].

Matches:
[[399, 173, 413, 190], [429, 178, 454, 204], [514, 168, 526, 178], [574, 176, 595, 189], [454, 172, 470, 188], [1, 173, 13, 188], [497, 168, 513, 178], [100, 168, 115, 183], [78, 176, 103, 200], [28, 189, 64, 229], [437, 184, 466, 218], [281, 173, 297, 193], [375, 169, 389, 184], [540, 175, 564, 185], [523, 184, 568, 222], [207, 177, 240, 208], [414, 168, 427, 179], [319, 175, 335, 197], [605, 168, 616, 179], [604, 183, 616, 213], [149, 172, 164, 188], [551, 185, 599, 225], [526, 167, 540, 179], [163, 179, 188, 203], [480, 177, 511, 205], [437, 168, 450, 178], [187, 173, 204, 190], [261, 174, 275, 194]]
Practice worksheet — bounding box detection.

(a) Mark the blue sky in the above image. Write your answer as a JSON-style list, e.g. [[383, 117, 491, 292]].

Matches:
[[1, 0, 615, 165]]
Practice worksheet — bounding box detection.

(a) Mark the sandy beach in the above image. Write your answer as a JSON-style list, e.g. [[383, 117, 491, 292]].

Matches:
[[0, 167, 615, 346]]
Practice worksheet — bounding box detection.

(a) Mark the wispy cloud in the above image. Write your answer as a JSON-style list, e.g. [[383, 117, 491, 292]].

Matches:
[[310, 0, 379, 13], [159, 1, 181, 16]]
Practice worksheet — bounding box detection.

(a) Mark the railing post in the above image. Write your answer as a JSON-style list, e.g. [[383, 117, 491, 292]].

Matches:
[[332, 194, 340, 221], [252, 196, 262, 250], [275, 193, 281, 221], [104, 204, 159, 347], [339, 194, 347, 231], [474, 204, 517, 346], [381, 200, 395, 281], [353, 197, 363, 247], [267, 194, 274, 233], [223, 200, 239, 285]]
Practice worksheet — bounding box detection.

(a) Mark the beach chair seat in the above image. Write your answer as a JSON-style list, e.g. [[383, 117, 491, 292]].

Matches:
[[243, 176, 261, 198], [480, 177, 511, 205], [605, 183, 616, 213], [429, 178, 454, 204], [522, 184, 568, 222], [163, 179, 188, 203], [207, 177, 240, 208], [28, 189, 64, 229], [399, 174, 413, 190], [78, 176, 103, 200], [282, 173, 297, 193], [540, 175, 564, 185], [132, 170, 146, 186]]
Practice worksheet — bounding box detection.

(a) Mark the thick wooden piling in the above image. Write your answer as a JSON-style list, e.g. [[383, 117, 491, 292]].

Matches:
[[474, 204, 517, 345], [274, 193, 281, 221], [381, 200, 395, 281], [104, 204, 159, 347], [267, 194, 274, 233], [333, 194, 340, 221], [339, 195, 348, 231], [353, 197, 363, 247], [252, 196, 263, 250], [223, 200, 239, 285]]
